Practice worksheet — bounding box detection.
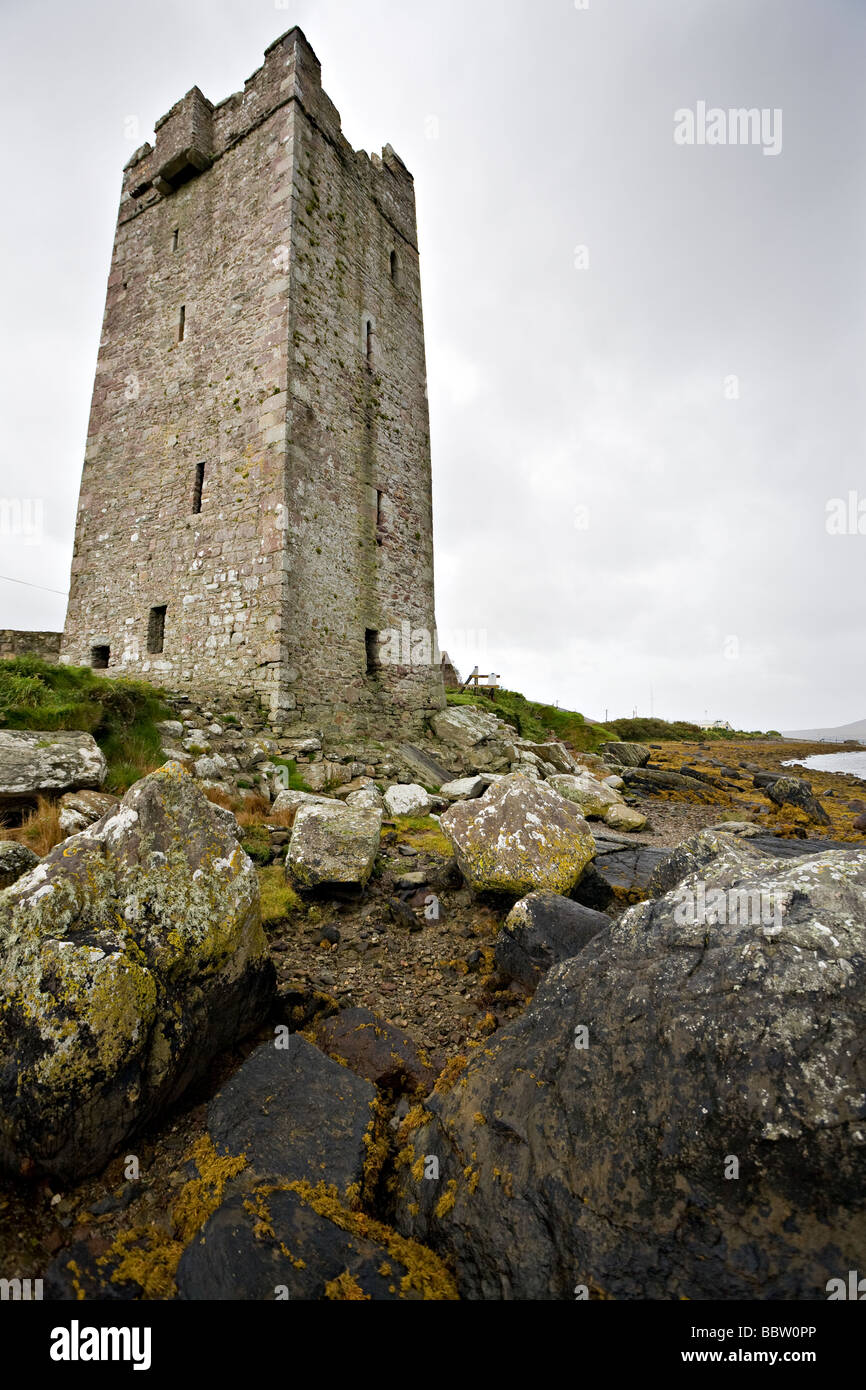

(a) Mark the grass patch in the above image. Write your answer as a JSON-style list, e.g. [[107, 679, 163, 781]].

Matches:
[[0, 656, 171, 794], [241, 826, 272, 865], [446, 687, 780, 750], [258, 865, 303, 924], [604, 716, 781, 743], [446, 687, 611, 753], [272, 757, 312, 792], [392, 814, 452, 857]]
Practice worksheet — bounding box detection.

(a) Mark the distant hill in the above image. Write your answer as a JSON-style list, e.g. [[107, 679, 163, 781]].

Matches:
[[782, 717, 866, 743]]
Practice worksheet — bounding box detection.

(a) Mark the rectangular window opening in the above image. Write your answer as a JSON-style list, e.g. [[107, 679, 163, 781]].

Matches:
[[172, 228, 179, 251], [192, 461, 205, 514], [178, 305, 185, 342], [147, 605, 167, 655], [375, 489, 384, 544], [365, 628, 380, 676], [90, 644, 109, 670]]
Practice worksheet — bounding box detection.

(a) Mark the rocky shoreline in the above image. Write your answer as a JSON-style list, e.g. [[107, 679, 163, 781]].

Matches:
[[1, 702, 864, 1299]]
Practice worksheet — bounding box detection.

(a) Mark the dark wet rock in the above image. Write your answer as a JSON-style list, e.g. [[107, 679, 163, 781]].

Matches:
[[620, 766, 717, 801], [177, 1182, 456, 1301], [207, 1034, 377, 1191], [582, 833, 667, 898], [392, 845, 866, 1299], [494, 892, 610, 989], [312, 1007, 435, 1095], [44, 1241, 141, 1301]]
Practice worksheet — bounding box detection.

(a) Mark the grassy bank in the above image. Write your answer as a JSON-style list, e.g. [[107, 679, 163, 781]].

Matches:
[[0, 656, 171, 794], [446, 688, 612, 752], [445, 688, 781, 752]]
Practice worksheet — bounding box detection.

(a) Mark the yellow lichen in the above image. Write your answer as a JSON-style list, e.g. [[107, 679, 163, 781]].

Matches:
[[271, 1179, 458, 1300], [433, 1055, 467, 1096], [325, 1270, 370, 1300], [435, 1179, 457, 1220]]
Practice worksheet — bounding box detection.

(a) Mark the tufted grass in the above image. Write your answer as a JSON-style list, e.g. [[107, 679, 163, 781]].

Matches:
[[0, 656, 171, 793], [1, 796, 65, 855]]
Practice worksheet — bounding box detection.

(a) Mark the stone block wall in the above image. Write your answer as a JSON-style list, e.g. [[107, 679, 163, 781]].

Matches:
[[0, 631, 62, 662]]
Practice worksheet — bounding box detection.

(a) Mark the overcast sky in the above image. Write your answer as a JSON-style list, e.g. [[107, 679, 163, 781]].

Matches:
[[0, 0, 863, 730]]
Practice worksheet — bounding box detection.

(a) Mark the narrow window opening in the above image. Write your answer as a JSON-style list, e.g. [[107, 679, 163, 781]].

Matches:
[[178, 305, 185, 342], [375, 489, 384, 544], [390, 249, 398, 282], [192, 461, 205, 514], [90, 644, 110, 670], [365, 628, 380, 676], [172, 228, 179, 251], [365, 319, 372, 365], [147, 605, 167, 655]]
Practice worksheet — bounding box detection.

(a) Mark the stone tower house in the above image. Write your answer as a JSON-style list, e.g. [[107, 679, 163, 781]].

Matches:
[[61, 27, 445, 737]]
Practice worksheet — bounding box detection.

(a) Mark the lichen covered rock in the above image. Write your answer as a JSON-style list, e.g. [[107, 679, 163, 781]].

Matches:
[[0, 840, 40, 890], [57, 789, 119, 836], [602, 803, 647, 832], [440, 774, 595, 896], [394, 845, 866, 1299], [0, 761, 274, 1181], [0, 729, 108, 807], [383, 783, 433, 817], [287, 802, 382, 890], [548, 772, 622, 819]]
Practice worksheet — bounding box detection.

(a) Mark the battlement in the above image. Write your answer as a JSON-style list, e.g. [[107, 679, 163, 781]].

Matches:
[[121, 26, 417, 243]]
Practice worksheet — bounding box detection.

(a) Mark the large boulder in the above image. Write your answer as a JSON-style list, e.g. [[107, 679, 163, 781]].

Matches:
[[428, 707, 512, 773], [0, 730, 108, 808], [286, 802, 382, 891], [176, 1033, 457, 1301], [495, 892, 610, 989], [602, 741, 651, 768], [0, 840, 40, 890], [393, 845, 866, 1299], [430, 705, 502, 750], [548, 772, 622, 819], [440, 775, 595, 896], [57, 789, 119, 836], [0, 762, 274, 1180], [177, 1182, 457, 1301], [511, 740, 577, 774], [603, 803, 647, 832], [207, 1034, 377, 1191], [383, 784, 434, 817], [765, 775, 831, 826]]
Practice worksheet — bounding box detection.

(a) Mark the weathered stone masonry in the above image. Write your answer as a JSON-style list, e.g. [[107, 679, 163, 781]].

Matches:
[[61, 27, 445, 737], [0, 631, 61, 662]]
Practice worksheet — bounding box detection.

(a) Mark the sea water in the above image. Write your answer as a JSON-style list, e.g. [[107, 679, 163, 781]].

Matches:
[[783, 751, 866, 782]]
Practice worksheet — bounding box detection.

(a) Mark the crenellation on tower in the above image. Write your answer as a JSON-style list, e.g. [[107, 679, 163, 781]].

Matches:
[[61, 26, 445, 737]]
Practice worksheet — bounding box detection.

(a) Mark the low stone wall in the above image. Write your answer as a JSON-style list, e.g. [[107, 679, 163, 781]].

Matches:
[[0, 630, 62, 662]]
